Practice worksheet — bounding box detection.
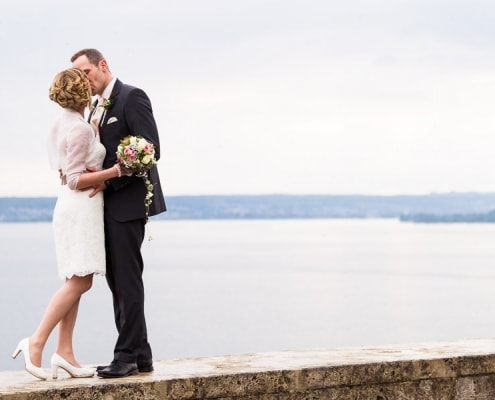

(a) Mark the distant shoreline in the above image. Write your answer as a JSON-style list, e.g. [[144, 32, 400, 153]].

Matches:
[[3, 193, 495, 223]]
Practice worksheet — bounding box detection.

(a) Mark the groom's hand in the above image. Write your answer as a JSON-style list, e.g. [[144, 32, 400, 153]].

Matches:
[[89, 182, 106, 198], [84, 166, 106, 197]]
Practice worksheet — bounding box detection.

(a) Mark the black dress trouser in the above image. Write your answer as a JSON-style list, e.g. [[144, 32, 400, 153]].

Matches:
[[104, 213, 152, 364]]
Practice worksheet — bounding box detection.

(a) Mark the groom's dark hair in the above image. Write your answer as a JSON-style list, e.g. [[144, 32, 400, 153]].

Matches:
[[70, 48, 105, 66]]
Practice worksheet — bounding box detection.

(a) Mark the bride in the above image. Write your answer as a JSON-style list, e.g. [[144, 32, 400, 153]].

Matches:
[[12, 68, 123, 380]]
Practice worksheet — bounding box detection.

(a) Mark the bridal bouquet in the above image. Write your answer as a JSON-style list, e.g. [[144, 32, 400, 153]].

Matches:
[[116, 135, 158, 222]]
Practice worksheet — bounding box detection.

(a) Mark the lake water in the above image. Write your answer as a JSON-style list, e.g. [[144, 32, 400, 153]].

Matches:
[[2, 218, 495, 372]]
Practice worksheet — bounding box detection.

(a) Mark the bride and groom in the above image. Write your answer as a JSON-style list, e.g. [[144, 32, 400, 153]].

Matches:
[[12, 48, 166, 380]]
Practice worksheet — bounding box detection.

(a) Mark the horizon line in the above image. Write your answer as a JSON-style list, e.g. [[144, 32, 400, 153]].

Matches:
[[2, 191, 495, 199]]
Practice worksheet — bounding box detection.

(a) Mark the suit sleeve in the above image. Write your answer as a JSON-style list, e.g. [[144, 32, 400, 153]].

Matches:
[[106, 87, 161, 193], [125, 88, 161, 160]]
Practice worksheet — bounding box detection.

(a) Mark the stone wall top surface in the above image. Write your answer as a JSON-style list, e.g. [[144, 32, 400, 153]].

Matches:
[[2, 338, 495, 399]]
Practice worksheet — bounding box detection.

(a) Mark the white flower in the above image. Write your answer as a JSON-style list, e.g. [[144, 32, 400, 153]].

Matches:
[[137, 138, 148, 151]]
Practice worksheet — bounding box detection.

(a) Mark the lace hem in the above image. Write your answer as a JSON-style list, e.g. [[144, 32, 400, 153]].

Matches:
[[60, 270, 106, 280]]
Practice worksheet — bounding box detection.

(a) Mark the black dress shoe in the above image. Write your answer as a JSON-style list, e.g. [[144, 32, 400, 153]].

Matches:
[[138, 364, 153, 373], [97, 360, 138, 378], [137, 359, 154, 373], [97, 361, 153, 373]]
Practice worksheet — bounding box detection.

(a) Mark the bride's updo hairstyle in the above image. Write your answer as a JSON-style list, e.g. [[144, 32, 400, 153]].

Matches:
[[49, 68, 92, 111]]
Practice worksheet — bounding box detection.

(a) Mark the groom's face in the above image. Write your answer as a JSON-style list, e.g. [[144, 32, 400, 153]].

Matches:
[[72, 55, 107, 97]]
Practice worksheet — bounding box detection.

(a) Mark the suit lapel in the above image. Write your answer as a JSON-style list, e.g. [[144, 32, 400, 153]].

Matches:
[[88, 99, 98, 123]]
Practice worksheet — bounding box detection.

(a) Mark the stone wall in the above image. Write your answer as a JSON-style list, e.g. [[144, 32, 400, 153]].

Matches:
[[2, 339, 495, 399]]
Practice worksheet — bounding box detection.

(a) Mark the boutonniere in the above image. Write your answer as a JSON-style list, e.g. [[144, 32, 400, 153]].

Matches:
[[103, 95, 117, 110]]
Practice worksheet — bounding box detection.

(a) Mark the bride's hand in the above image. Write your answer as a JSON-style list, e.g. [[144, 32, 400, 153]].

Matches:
[[120, 165, 134, 176]]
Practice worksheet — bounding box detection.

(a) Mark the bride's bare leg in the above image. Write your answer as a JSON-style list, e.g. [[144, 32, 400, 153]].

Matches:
[[56, 298, 81, 367], [29, 274, 93, 367]]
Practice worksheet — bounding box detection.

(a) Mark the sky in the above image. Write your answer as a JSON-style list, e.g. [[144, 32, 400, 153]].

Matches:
[[2, 0, 495, 196]]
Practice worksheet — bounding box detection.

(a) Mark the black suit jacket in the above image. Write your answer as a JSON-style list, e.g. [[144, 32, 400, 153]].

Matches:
[[95, 79, 166, 222]]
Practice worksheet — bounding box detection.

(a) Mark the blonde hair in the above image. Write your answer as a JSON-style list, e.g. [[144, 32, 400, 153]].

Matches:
[[49, 68, 91, 111]]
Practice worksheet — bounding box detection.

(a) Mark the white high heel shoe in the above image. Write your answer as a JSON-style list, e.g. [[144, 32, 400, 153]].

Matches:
[[12, 338, 48, 380], [51, 353, 95, 379]]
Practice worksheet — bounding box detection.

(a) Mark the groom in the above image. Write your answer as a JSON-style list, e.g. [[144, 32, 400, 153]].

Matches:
[[71, 48, 166, 378]]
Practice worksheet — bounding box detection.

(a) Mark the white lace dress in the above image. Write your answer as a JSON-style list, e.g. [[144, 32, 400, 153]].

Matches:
[[48, 109, 106, 279]]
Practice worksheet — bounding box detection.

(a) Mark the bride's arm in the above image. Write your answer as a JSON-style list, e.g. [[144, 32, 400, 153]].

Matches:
[[65, 123, 121, 191], [75, 165, 121, 190]]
